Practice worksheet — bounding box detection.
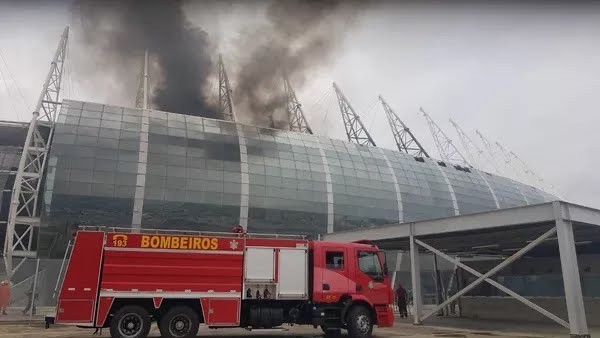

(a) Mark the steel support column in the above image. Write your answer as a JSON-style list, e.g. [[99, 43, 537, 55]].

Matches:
[[409, 235, 422, 324], [391, 251, 403, 288], [554, 202, 590, 337]]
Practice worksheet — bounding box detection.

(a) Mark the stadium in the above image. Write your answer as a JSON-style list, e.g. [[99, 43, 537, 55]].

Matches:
[[4, 26, 600, 336], [0, 98, 554, 260]]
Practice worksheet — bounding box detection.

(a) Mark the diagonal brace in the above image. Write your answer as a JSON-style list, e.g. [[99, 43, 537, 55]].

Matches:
[[415, 232, 569, 328], [413, 226, 558, 323]]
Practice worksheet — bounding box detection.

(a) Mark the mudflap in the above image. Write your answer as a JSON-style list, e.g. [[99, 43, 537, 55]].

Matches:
[[375, 305, 394, 327]]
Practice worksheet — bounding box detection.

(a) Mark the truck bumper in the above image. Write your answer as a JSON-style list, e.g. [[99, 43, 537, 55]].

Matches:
[[375, 305, 394, 327]]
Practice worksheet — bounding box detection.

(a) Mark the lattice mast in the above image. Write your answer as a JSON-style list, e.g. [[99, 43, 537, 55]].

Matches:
[[283, 75, 312, 134], [135, 50, 149, 109], [218, 54, 235, 121], [420, 108, 469, 166], [495, 142, 539, 187], [379, 96, 429, 157], [449, 119, 500, 174], [4, 27, 69, 279], [509, 151, 559, 196], [333, 83, 376, 146]]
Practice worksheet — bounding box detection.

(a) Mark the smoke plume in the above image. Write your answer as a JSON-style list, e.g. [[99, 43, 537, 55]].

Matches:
[[72, 0, 219, 118], [232, 0, 361, 128]]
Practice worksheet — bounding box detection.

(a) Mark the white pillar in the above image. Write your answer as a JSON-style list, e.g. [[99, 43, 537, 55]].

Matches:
[[409, 235, 422, 324], [554, 202, 589, 337]]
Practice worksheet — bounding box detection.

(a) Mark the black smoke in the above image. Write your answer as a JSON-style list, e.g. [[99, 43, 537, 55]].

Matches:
[[72, 0, 219, 118], [232, 0, 362, 128]]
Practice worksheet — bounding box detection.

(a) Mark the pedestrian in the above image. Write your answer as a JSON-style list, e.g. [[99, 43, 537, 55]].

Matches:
[[263, 286, 272, 299], [395, 283, 408, 318], [22, 282, 37, 316], [0, 280, 10, 315]]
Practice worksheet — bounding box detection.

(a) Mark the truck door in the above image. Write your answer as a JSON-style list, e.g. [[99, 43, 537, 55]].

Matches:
[[321, 248, 350, 303], [353, 249, 388, 305]]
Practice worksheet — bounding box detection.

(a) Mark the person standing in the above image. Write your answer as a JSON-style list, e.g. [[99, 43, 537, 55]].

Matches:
[[395, 283, 408, 318], [0, 280, 10, 315]]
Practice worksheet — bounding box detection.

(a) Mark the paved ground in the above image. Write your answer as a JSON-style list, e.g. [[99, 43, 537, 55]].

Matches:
[[2, 307, 597, 338], [0, 320, 579, 338]]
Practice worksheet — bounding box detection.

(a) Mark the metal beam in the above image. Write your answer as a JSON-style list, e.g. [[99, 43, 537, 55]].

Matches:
[[323, 201, 556, 242], [420, 108, 469, 166], [416, 226, 558, 322], [333, 83, 376, 147], [4, 27, 69, 279], [379, 96, 429, 157], [284, 75, 312, 134], [218, 54, 235, 122], [416, 235, 569, 328], [554, 202, 589, 337], [409, 235, 423, 324]]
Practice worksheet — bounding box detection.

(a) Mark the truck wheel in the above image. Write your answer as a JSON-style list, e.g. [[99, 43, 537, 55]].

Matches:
[[346, 306, 373, 338], [321, 325, 341, 337], [158, 306, 199, 338], [109, 305, 151, 338]]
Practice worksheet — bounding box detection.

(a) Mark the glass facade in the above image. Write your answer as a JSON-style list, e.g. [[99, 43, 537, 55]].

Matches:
[[0, 124, 27, 243], [37, 100, 554, 258]]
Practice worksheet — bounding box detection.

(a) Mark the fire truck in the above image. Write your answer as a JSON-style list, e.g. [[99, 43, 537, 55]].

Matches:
[[48, 227, 394, 338]]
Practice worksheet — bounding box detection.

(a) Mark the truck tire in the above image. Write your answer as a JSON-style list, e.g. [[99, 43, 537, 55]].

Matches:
[[109, 305, 151, 338], [346, 306, 373, 338], [158, 306, 200, 338]]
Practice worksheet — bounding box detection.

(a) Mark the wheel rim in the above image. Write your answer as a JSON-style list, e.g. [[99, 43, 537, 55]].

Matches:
[[356, 313, 370, 334], [169, 314, 192, 337], [118, 313, 143, 338]]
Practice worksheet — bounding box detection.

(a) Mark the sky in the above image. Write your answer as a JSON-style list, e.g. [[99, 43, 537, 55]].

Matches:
[[0, 1, 599, 208]]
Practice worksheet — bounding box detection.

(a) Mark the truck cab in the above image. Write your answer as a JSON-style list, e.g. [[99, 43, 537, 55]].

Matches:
[[310, 241, 394, 336]]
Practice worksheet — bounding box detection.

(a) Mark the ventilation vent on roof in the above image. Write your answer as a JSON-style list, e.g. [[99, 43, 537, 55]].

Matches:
[[414, 157, 425, 162], [437, 161, 447, 167]]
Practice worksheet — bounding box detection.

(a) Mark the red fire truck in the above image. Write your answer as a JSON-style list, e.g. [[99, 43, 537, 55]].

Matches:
[[49, 227, 394, 338]]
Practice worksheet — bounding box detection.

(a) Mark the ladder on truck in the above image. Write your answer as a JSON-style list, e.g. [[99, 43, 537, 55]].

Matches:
[[53, 240, 73, 299], [77, 225, 307, 240]]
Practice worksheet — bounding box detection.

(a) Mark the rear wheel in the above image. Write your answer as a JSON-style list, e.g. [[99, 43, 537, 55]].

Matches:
[[109, 305, 151, 338], [158, 306, 200, 338], [346, 305, 373, 338]]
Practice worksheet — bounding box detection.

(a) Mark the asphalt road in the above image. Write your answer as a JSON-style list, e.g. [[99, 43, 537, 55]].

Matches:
[[0, 322, 552, 338]]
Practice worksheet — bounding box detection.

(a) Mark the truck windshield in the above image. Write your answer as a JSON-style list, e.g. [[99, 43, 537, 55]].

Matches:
[[357, 251, 383, 280]]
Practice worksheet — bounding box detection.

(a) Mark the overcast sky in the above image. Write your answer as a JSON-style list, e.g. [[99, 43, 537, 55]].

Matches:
[[1, 1, 599, 208]]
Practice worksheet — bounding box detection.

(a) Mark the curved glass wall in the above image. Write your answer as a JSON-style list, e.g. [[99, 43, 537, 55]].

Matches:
[[39, 100, 554, 257]]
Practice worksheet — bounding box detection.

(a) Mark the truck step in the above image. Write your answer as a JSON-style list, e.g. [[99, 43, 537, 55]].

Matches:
[[245, 327, 289, 332]]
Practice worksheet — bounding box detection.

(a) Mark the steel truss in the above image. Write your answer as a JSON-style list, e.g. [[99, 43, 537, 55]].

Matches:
[[420, 108, 468, 166], [135, 50, 149, 109], [283, 75, 312, 134], [409, 208, 590, 337], [218, 54, 235, 122], [379, 96, 429, 157], [333, 83, 376, 147], [449, 119, 500, 174], [3, 27, 69, 279]]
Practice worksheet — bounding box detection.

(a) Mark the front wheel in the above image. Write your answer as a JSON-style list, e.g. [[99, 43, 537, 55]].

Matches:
[[346, 306, 373, 338], [109, 305, 151, 338], [158, 306, 200, 338]]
